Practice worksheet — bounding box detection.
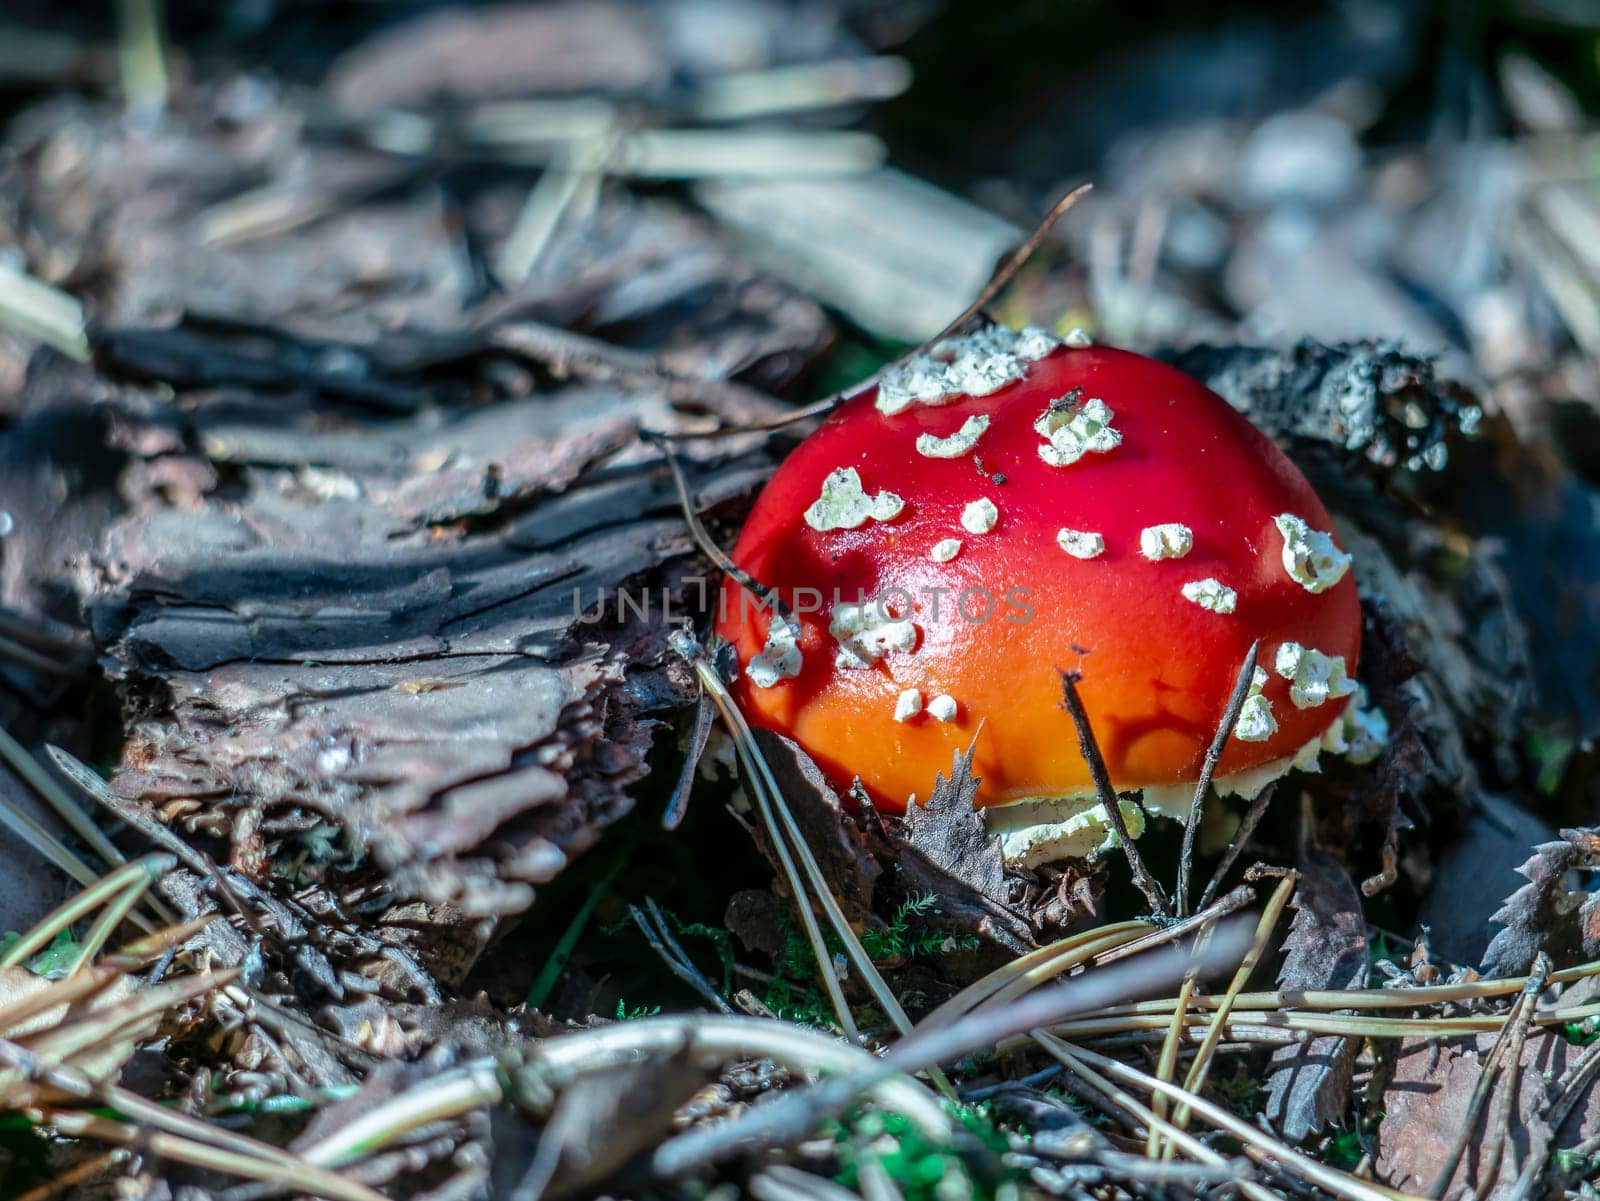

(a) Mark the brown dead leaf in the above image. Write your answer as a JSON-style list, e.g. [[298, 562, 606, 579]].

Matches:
[[506, 1044, 714, 1200], [895, 744, 1033, 954], [1377, 1031, 1600, 1198], [901, 743, 1004, 902], [748, 729, 879, 926], [1264, 816, 1369, 1141]]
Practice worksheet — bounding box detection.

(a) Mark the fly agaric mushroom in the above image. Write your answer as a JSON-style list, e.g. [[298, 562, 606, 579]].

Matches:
[[715, 327, 1386, 867]]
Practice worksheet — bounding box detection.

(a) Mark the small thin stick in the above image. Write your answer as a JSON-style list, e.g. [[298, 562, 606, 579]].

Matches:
[[1058, 669, 1170, 917], [920, 923, 1148, 1031], [661, 692, 713, 830], [1037, 1034, 1254, 1180], [31, 969, 238, 1063], [924, 183, 1094, 356], [641, 429, 784, 620], [1147, 967, 1200, 1156], [1543, 1033, 1600, 1140], [631, 900, 734, 1014], [66, 862, 165, 976], [47, 744, 253, 936], [920, 886, 1255, 1041], [493, 322, 778, 429], [522, 1015, 949, 1137], [1474, 987, 1536, 1201], [1502, 1031, 1600, 1199], [0, 779, 109, 896], [102, 1083, 316, 1172], [0, 608, 82, 657], [1197, 784, 1279, 911], [649, 921, 1250, 1178], [0, 632, 83, 678], [652, 183, 1094, 442], [689, 658, 860, 1044], [10, 1149, 125, 1201], [1177, 641, 1259, 916], [46, 1110, 384, 1201], [1090, 885, 1255, 966], [299, 1062, 502, 1169], [681, 631, 948, 1095]]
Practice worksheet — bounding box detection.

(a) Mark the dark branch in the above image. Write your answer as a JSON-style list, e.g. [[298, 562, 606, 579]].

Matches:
[[639, 428, 787, 626], [1057, 669, 1171, 918], [630, 899, 734, 1015], [649, 183, 1094, 442], [1177, 640, 1260, 917], [1197, 783, 1279, 911]]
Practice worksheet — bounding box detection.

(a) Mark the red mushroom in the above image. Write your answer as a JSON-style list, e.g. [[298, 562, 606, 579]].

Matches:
[[715, 327, 1385, 865]]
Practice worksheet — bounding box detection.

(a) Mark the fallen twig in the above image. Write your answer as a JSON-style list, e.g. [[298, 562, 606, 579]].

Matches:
[[1058, 669, 1170, 917], [630, 899, 735, 1014], [650, 183, 1094, 440], [1177, 640, 1259, 916], [1197, 785, 1279, 911], [650, 917, 1251, 1177]]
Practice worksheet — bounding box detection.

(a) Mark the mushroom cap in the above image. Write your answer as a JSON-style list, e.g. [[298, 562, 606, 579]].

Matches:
[[715, 341, 1361, 814]]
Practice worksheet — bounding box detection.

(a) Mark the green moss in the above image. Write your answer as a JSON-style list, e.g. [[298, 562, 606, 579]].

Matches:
[[760, 895, 980, 1028], [614, 1001, 663, 1021], [0, 929, 82, 979], [832, 1103, 1021, 1201]]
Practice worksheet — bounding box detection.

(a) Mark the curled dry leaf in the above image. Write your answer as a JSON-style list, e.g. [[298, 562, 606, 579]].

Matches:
[[506, 1046, 715, 1200], [1480, 827, 1600, 977]]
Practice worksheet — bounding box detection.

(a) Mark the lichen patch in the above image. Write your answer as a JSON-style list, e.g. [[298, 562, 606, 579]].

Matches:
[[961, 498, 999, 534], [1056, 528, 1105, 559], [829, 601, 918, 670], [930, 538, 962, 563], [949, 353, 1023, 397], [1035, 394, 1121, 467], [916, 414, 990, 459], [994, 796, 1147, 868], [1181, 578, 1237, 613], [1014, 326, 1063, 360], [803, 467, 905, 531], [874, 356, 960, 415], [1274, 514, 1352, 593], [1274, 642, 1357, 709], [1139, 523, 1193, 560], [876, 325, 1053, 414], [748, 616, 802, 688], [894, 688, 923, 723], [1320, 684, 1389, 764], [1233, 667, 1277, 741]]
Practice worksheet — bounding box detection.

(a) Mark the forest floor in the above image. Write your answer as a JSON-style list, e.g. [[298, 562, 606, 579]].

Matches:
[[0, 2, 1598, 1199]]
